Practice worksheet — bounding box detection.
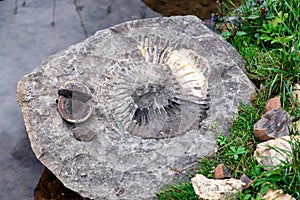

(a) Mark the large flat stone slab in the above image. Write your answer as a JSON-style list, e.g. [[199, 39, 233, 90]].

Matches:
[[17, 15, 255, 199]]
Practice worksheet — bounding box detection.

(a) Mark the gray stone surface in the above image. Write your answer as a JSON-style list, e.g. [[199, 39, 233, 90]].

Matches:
[[254, 108, 291, 141], [17, 16, 255, 199]]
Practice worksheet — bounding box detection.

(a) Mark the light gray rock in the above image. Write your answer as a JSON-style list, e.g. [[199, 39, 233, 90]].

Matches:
[[191, 174, 245, 200], [17, 16, 255, 199], [262, 189, 296, 200], [292, 84, 300, 103], [254, 136, 300, 170]]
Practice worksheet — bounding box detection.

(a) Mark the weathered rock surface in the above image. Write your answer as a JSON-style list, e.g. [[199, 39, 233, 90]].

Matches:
[[292, 84, 300, 105], [262, 189, 296, 200], [265, 96, 281, 112], [17, 16, 255, 199], [254, 136, 300, 170], [254, 108, 291, 141], [240, 174, 253, 189], [214, 163, 232, 179], [191, 174, 245, 200]]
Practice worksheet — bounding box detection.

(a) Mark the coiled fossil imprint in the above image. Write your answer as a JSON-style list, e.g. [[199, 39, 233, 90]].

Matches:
[[57, 34, 211, 140], [98, 35, 211, 139]]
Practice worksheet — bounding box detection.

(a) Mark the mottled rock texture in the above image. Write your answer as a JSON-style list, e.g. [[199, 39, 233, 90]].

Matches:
[[254, 136, 300, 170], [191, 174, 245, 200], [262, 189, 296, 200], [254, 108, 291, 141], [265, 96, 281, 112], [17, 16, 255, 199]]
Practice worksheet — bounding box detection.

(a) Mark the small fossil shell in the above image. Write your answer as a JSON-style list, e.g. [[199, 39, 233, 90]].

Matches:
[[99, 35, 211, 139], [72, 127, 96, 141], [57, 81, 93, 123]]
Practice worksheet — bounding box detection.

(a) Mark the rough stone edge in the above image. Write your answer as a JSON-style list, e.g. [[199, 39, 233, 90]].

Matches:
[[16, 15, 255, 199]]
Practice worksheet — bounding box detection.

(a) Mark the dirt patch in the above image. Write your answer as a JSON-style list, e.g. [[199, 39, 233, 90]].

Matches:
[[142, 0, 241, 19]]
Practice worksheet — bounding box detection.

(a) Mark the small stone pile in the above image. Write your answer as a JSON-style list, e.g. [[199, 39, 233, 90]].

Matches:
[[191, 164, 251, 200], [253, 96, 298, 170], [191, 95, 298, 199], [253, 96, 297, 200]]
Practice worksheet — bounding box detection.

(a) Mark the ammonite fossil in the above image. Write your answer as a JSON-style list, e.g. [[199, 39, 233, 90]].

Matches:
[[59, 35, 210, 140], [98, 35, 211, 139], [17, 16, 255, 199]]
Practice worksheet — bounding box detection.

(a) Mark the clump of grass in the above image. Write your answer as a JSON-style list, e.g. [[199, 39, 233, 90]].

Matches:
[[156, 0, 300, 199], [217, 0, 300, 101], [239, 135, 300, 199], [157, 104, 300, 199], [156, 182, 198, 199], [215, 105, 261, 177], [156, 104, 262, 199]]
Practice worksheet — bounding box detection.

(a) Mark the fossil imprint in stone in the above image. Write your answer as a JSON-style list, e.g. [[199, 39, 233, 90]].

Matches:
[[57, 36, 211, 139], [17, 16, 256, 200], [96, 35, 211, 139], [18, 16, 256, 199]]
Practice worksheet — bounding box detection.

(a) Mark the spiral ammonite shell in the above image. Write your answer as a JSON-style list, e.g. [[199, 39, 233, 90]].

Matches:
[[99, 35, 211, 139]]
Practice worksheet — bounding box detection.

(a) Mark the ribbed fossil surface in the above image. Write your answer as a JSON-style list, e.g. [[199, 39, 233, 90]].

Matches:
[[99, 35, 210, 139], [17, 16, 255, 199]]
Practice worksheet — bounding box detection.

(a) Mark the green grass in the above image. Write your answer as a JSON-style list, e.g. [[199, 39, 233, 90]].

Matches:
[[156, 0, 300, 199], [157, 106, 300, 199], [156, 182, 198, 200], [253, 136, 300, 195], [220, 0, 300, 98]]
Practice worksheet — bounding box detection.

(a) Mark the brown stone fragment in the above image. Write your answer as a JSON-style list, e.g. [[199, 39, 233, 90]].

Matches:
[[254, 108, 291, 141], [214, 164, 232, 179], [240, 174, 252, 189], [265, 96, 281, 112]]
